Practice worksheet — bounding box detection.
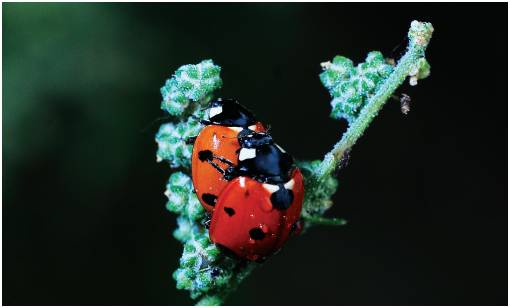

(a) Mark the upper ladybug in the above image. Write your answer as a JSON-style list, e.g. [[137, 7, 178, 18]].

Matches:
[[190, 99, 266, 212]]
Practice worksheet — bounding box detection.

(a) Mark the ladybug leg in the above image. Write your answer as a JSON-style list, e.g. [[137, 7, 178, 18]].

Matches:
[[198, 150, 239, 180], [223, 166, 240, 181], [211, 154, 234, 166], [201, 212, 212, 229], [198, 150, 233, 177], [199, 119, 213, 125], [197, 118, 214, 125], [190, 114, 213, 126], [206, 160, 229, 176]]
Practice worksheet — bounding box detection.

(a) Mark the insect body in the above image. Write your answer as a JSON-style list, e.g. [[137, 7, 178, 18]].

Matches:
[[209, 169, 304, 262], [191, 99, 304, 261], [207, 131, 304, 261], [191, 99, 266, 212]]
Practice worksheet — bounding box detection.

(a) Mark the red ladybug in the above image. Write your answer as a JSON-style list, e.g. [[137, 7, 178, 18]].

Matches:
[[190, 99, 266, 212], [208, 132, 305, 261]]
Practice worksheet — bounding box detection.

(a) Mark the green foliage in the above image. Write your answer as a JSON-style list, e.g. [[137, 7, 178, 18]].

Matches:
[[172, 229, 220, 298], [174, 215, 200, 243], [171, 215, 250, 301], [161, 59, 222, 116], [164, 170, 250, 302], [297, 160, 339, 217], [165, 172, 205, 221], [196, 295, 223, 306], [155, 117, 202, 169], [408, 20, 434, 47], [320, 51, 394, 123], [161, 78, 192, 116], [408, 57, 431, 86]]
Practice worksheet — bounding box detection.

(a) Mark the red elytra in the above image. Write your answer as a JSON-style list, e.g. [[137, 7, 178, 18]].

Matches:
[[209, 168, 304, 261], [191, 123, 266, 213]]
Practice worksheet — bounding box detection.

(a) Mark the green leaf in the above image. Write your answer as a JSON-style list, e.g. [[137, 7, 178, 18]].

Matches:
[[161, 59, 222, 116]]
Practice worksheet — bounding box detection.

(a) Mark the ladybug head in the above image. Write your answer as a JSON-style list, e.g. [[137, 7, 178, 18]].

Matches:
[[206, 98, 257, 128], [237, 131, 273, 148]]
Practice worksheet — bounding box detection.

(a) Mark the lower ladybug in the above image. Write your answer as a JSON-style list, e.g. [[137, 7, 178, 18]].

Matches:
[[190, 98, 266, 212], [207, 132, 305, 261]]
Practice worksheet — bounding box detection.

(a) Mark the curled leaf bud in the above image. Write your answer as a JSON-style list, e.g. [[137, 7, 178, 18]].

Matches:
[[297, 160, 339, 217], [409, 20, 434, 47], [155, 117, 202, 168], [321, 51, 394, 123], [164, 172, 205, 221], [161, 59, 222, 116]]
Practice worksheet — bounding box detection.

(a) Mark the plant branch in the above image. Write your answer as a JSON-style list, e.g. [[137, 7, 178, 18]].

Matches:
[[196, 263, 257, 305], [314, 21, 434, 183], [303, 215, 347, 226]]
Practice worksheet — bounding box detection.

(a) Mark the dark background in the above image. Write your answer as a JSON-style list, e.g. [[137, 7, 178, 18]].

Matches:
[[3, 3, 508, 305]]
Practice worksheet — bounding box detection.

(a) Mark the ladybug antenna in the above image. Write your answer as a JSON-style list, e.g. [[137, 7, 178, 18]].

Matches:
[[189, 114, 212, 126], [220, 135, 238, 140], [140, 115, 173, 133], [388, 35, 408, 64], [264, 124, 272, 134]]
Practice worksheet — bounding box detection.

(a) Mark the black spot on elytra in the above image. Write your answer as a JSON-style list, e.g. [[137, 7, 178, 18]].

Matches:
[[224, 207, 235, 217], [244, 190, 250, 197], [198, 150, 213, 161], [270, 186, 294, 210], [202, 193, 217, 206], [249, 228, 266, 240]]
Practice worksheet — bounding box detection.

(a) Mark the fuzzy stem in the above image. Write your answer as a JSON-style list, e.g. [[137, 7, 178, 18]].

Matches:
[[197, 263, 257, 306], [314, 21, 433, 183], [303, 216, 347, 226]]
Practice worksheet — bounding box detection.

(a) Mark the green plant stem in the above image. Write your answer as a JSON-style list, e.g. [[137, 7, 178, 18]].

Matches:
[[197, 263, 257, 306], [314, 21, 433, 184], [303, 216, 347, 226]]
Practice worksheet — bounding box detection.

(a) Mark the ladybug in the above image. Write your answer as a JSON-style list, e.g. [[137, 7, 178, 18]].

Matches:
[[207, 132, 305, 261], [190, 98, 266, 212]]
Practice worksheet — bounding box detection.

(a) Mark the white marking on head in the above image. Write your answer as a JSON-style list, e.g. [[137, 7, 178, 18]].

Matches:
[[284, 179, 295, 190], [248, 124, 257, 130], [239, 177, 246, 188], [209, 106, 223, 118], [239, 148, 256, 161], [263, 183, 279, 193], [275, 144, 286, 153], [228, 126, 243, 132]]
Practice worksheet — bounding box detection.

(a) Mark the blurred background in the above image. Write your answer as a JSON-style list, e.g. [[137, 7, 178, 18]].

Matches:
[[3, 3, 507, 305]]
